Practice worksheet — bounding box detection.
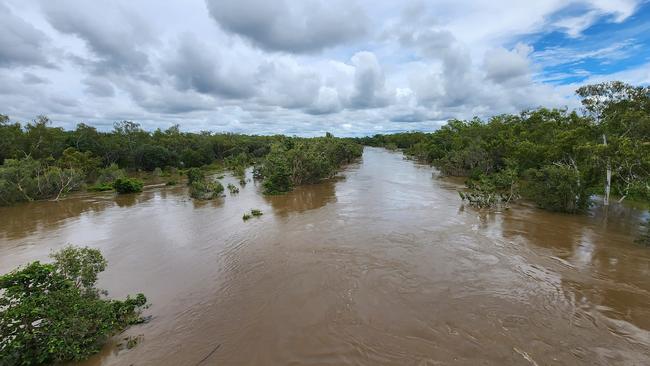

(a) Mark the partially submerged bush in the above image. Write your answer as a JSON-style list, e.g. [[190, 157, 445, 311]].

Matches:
[[186, 168, 205, 185], [232, 165, 246, 180], [0, 246, 147, 365], [227, 183, 239, 194], [0, 158, 85, 204], [460, 167, 519, 209], [524, 164, 590, 213], [189, 180, 224, 200], [113, 178, 144, 194], [243, 209, 262, 221]]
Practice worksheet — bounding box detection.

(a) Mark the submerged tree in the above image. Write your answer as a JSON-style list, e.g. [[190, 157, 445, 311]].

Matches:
[[524, 163, 591, 213], [459, 164, 520, 209], [0, 246, 148, 365], [258, 137, 362, 195], [113, 177, 144, 194], [189, 179, 224, 200]]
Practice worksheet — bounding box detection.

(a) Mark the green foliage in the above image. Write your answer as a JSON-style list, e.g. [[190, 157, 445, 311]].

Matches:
[[259, 137, 362, 194], [260, 145, 293, 194], [165, 180, 177, 186], [233, 165, 246, 179], [250, 209, 263, 216], [460, 166, 520, 209], [227, 183, 239, 194], [186, 168, 205, 185], [87, 183, 114, 192], [189, 180, 224, 200], [95, 163, 126, 184], [49, 246, 107, 297], [59, 147, 101, 179], [113, 178, 144, 194], [135, 145, 177, 171], [0, 246, 147, 365], [385, 142, 398, 151], [0, 157, 84, 204], [0, 116, 277, 205], [524, 164, 591, 213], [242, 213, 251, 221]]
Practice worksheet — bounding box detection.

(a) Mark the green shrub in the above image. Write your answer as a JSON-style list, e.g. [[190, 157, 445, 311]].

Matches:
[[524, 164, 590, 213], [186, 168, 205, 185], [0, 157, 84, 204], [96, 163, 126, 184], [250, 209, 263, 216], [0, 246, 147, 365], [227, 183, 239, 194], [88, 183, 114, 192], [113, 178, 144, 194], [189, 180, 224, 200], [242, 213, 251, 221], [261, 147, 293, 194], [165, 180, 177, 186]]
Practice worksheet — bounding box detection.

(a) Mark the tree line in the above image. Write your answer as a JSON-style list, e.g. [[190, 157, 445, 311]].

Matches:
[[0, 116, 363, 205], [357, 81, 650, 215]]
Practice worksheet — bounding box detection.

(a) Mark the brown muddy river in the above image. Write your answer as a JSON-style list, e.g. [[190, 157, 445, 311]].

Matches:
[[1, 147, 649, 365]]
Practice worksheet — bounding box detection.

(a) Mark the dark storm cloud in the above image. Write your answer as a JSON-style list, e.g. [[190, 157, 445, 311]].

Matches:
[[164, 34, 255, 99], [0, 3, 51, 68], [205, 0, 368, 53]]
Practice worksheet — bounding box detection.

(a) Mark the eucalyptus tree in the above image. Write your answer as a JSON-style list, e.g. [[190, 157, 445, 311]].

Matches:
[[576, 82, 650, 204]]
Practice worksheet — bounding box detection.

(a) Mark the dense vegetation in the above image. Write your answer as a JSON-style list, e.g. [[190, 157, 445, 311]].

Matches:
[[359, 82, 650, 214], [0, 246, 147, 365], [113, 177, 144, 194], [256, 134, 363, 194], [0, 116, 362, 205]]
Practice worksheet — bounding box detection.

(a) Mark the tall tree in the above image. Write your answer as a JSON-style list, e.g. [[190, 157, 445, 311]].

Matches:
[[576, 81, 650, 205]]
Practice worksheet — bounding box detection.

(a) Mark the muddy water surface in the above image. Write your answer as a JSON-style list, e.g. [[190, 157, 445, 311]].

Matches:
[[1, 147, 649, 365]]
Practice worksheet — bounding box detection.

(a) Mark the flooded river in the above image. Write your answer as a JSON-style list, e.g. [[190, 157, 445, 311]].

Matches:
[[1, 147, 649, 365]]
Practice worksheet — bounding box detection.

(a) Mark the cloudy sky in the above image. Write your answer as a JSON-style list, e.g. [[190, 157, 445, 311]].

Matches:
[[1, 0, 649, 136]]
